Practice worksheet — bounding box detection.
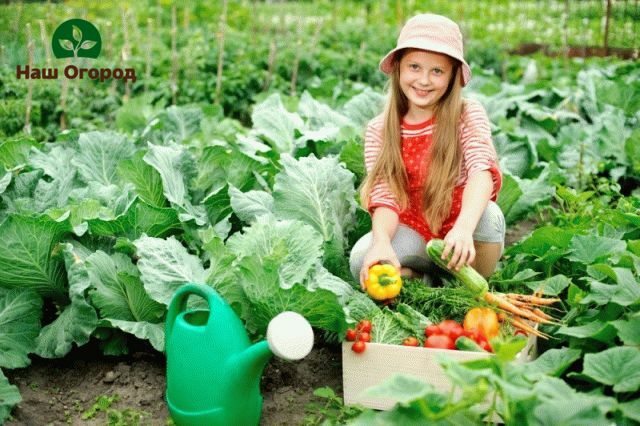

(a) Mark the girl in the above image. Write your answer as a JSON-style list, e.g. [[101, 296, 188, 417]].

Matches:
[[350, 13, 505, 289]]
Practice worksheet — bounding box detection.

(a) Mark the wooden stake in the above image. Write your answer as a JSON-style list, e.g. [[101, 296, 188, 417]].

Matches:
[[104, 21, 113, 60], [171, 5, 178, 105], [121, 7, 131, 101], [263, 38, 277, 91], [24, 23, 34, 135], [215, 0, 228, 105], [13, 2, 23, 37], [145, 18, 153, 93], [563, 0, 569, 62], [604, 0, 612, 55], [290, 20, 303, 97], [38, 19, 51, 68], [60, 58, 70, 130]]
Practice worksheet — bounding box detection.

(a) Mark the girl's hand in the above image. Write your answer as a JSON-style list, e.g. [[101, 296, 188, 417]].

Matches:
[[441, 225, 475, 271], [360, 240, 401, 290]]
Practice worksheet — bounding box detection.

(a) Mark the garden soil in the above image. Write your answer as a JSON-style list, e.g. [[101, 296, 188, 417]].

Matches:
[[5, 341, 342, 426], [5, 220, 535, 425]]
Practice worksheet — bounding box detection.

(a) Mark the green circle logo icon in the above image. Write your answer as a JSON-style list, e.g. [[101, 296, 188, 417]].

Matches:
[[52, 19, 101, 59]]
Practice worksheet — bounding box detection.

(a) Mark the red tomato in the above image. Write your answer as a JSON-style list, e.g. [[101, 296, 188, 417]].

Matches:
[[402, 337, 420, 346], [424, 334, 455, 350], [438, 320, 463, 339], [424, 325, 440, 337], [448, 327, 464, 341], [345, 329, 357, 341], [357, 320, 372, 333], [351, 341, 366, 353], [358, 332, 371, 342]]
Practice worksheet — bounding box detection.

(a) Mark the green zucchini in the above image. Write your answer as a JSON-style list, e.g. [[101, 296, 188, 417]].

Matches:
[[425, 239, 489, 296], [455, 336, 487, 352]]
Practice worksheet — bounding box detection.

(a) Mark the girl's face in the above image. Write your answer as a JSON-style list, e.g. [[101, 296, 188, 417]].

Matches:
[[398, 49, 454, 121]]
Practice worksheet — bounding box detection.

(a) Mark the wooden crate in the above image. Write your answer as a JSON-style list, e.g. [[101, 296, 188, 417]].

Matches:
[[342, 336, 536, 410]]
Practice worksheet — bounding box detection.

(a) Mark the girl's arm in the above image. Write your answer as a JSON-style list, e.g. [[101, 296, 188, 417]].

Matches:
[[454, 170, 492, 234], [441, 170, 492, 270], [360, 206, 402, 289]]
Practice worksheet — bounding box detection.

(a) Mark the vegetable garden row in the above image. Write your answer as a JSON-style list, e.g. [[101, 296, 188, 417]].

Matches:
[[1, 1, 640, 424]]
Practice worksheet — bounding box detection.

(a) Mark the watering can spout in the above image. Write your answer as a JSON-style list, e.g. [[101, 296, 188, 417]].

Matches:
[[233, 340, 273, 384]]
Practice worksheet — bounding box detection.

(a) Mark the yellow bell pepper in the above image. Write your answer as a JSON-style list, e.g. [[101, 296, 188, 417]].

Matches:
[[365, 264, 402, 301], [463, 307, 500, 340]]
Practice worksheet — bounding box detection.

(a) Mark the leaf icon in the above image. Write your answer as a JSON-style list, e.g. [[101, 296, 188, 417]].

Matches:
[[72, 25, 82, 42], [80, 40, 96, 50], [59, 39, 74, 51]]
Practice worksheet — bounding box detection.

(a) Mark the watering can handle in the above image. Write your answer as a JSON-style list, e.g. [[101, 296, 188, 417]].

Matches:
[[165, 283, 218, 342]]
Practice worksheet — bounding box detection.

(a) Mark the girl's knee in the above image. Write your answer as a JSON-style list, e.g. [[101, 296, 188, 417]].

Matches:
[[472, 201, 505, 246]]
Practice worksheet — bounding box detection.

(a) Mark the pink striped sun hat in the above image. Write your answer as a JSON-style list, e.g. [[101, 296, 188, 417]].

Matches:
[[379, 14, 472, 87]]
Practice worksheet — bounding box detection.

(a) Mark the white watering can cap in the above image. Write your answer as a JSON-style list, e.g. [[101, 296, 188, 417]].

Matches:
[[266, 311, 314, 361]]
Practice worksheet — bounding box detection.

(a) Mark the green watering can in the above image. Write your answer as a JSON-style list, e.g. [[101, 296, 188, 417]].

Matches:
[[165, 283, 314, 426]]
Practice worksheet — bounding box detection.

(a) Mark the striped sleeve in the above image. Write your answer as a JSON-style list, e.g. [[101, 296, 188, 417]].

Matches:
[[460, 99, 502, 201], [364, 116, 401, 215]]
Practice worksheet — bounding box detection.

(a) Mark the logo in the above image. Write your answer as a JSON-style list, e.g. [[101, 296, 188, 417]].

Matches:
[[52, 19, 101, 59], [16, 18, 136, 83]]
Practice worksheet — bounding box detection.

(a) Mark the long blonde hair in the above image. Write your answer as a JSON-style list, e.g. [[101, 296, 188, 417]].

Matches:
[[360, 49, 464, 235]]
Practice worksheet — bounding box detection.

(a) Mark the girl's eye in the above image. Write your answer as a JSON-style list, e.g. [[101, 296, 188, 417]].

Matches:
[[409, 64, 420, 71], [433, 68, 444, 75]]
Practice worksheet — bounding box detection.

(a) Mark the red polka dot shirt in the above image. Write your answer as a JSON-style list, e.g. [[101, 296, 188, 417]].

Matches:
[[364, 99, 502, 242]]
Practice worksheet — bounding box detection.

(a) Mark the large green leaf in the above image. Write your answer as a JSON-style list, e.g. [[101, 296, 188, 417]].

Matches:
[[273, 154, 356, 255], [251, 93, 303, 154], [567, 234, 627, 265], [73, 131, 136, 186], [0, 172, 11, 195], [117, 151, 167, 207], [0, 214, 70, 298], [364, 374, 433, 405], [582, 346, 640, 393], [29, 145, 76, 182], [143, 142, 194, 207], [0, 288, 42, 369], [228, 186, 274, 224], [236, 256, 346, 335], [203, 236, 249, 317], [105, 319, 164, 352], [226, 215, 323, 289], [87, 197, 181, 240], [296, 91, 354, 143], [611, 315, 640, 346], [34, 297, 98, 358], [618, 398, 640, 423], [0, 368, 21, 424], [143, 142, 206, 225], [0, 136, 38, 170], [34, 244, 98, 358], [133, 235, 207, 306], [556, 320, 617, 343], [508, 226, 574, 257], [144, 105, 203, 144], [494, 133, 537, 178], [341, 88, 385, 127], [525, 274, 571, 296], [195, 145, 262, 194], [87, 251, 165, 323], [521, 347, 581, 379], [500, 168, 555, 223]]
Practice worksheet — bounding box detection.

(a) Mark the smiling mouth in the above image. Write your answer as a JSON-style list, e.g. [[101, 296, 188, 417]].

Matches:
[[413, 87, 432, 96]]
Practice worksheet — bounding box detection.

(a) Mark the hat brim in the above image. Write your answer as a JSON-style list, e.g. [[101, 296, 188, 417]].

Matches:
[[379, 39, 472, 87]]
